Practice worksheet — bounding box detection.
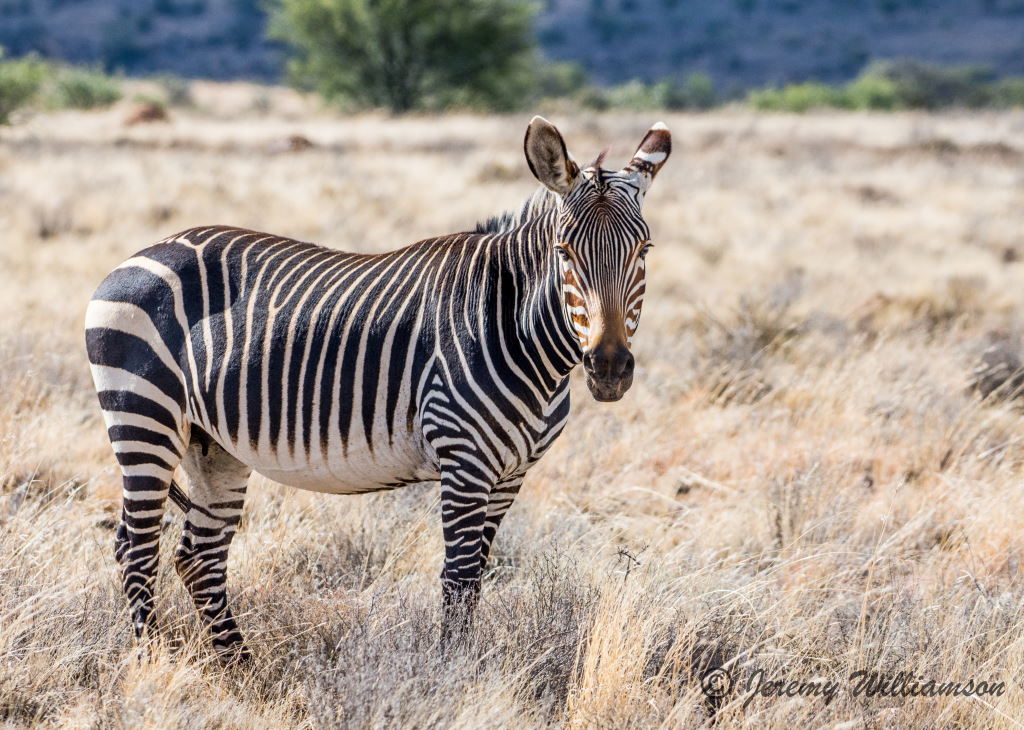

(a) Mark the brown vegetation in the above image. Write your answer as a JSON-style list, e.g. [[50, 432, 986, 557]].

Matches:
[[1, 88, 1024, 727], [123, 103, 169, 126]]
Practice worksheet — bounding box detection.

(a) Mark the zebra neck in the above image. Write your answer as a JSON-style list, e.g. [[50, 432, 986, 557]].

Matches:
[[507, 210, 582, 388]]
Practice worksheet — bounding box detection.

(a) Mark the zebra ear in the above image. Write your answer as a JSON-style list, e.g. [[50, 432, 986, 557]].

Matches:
[[524, 116, 580, 196], [625, 121, 671, 193]]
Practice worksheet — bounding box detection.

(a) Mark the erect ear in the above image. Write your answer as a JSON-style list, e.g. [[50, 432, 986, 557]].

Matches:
[[624, 121, 671, 194], [524, 116, 580, 196]]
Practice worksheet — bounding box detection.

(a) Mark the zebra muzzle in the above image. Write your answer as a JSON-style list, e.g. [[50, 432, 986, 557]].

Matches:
[[582, 345, 635, 402]]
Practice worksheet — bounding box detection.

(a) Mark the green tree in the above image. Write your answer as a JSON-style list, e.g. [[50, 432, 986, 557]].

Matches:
[[268, 0, 538, 113]]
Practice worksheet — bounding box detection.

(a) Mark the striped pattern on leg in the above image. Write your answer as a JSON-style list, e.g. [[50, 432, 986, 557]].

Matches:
[[174, 442, 251, 657], [115, 461, 179, 638]]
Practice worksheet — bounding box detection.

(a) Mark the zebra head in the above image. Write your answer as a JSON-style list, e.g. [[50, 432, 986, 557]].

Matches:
[[524, 116, 671, 402]]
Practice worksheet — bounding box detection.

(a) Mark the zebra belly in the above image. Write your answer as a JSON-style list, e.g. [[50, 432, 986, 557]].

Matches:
[[204, 425, 439, 495]]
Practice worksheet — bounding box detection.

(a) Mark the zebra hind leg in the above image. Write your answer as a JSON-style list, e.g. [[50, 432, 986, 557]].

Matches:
[[173, 436, 252, 660], [112, 437, 185, 642]]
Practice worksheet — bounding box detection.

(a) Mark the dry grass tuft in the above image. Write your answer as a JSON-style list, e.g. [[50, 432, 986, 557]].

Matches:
[[970, 332, 1024, 403]]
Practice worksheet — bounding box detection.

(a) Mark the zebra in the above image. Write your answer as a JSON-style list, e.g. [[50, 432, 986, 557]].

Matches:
[[85, 116, 671, 656]]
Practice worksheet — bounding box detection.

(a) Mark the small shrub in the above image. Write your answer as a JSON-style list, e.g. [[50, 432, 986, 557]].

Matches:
[[695, 274, 804, 405], [970, 337, 1024, 402], [844, 74, 902, 110], [0, 53, 45, 124], [575, 73, 716, 112], [124, 100, 169, 125], [576, 84, 612, 111], [662, 71, 716, 109], [604, 79, 665, 110], [987, 77, 1024, 108], [131, 93, 165, 108], [48, 67, 121, 110], [158, 75, 193, 107], [35, 201, 73, 239], [748, 82, 846, 112], [746, 61, 1024, 112], [535, 61, 588, 100], [860, 58, 994, 108]]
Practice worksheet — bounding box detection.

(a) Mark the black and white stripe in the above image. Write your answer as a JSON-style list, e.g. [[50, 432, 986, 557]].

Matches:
[[85, 117, 671, 653]]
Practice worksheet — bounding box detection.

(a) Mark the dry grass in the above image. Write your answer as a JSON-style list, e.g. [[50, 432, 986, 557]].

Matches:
[[3, 89, 1024, 727]]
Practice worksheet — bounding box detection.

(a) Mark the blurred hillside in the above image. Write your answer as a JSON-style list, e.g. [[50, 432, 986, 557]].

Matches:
[[3, 0, 1024, 87]]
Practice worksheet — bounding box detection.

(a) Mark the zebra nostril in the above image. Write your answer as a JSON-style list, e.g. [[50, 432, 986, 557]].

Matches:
[[583, 347, 633, 381], [619, 350, 635, 378]]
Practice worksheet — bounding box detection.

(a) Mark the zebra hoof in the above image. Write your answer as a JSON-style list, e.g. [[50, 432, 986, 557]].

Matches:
[[214, 639, 251, 665], [222, 650, 252, 667], [438, 618, 473, 656]]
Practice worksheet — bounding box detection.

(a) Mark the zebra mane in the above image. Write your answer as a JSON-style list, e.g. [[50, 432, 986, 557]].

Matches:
[[474, 186, 559, 234]]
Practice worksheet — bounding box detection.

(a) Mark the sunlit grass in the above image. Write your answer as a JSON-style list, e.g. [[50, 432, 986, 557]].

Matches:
[[1, 87, 1024, 727]]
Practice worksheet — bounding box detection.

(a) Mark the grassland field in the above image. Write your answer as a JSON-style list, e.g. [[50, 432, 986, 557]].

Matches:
[[3, 82, 1024, 728]]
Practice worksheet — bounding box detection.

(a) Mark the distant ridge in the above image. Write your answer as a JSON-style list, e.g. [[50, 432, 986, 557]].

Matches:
[[2, 0, 1024, 87]]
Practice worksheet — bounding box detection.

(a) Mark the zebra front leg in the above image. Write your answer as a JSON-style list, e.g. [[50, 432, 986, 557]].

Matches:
[[479, 475, 524, 574], [438, 466, 493, 647], [173, 440, 252, 659]]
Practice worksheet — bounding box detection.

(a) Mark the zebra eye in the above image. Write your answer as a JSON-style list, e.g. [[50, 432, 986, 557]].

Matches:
[[554, 245, 571, 263], [639, 243, 654, 260]]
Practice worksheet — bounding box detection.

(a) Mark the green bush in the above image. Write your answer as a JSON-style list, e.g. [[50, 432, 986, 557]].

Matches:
[[575, 84, 612, 111], [131, 93, 169, 111], [575, 81, 658, 111], [844, 74, 902, 110], [48, 67, 121, 109], [662, 72, 716, 110], [0, 53, 46, 124], [859, 59, 993, 108], [0, 52, 125, 122], [534, 61, 589, 100], [572, 72, 716, 112], [988, 77, 1024, 108], [748, 82, 845, 112], [604, 79, 665, 110], [744, 61, 1024, 112], [268, 0, 537, 113]]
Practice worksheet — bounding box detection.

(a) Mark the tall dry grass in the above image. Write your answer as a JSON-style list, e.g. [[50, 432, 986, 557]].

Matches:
[[2, 89, 1024, 727]]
